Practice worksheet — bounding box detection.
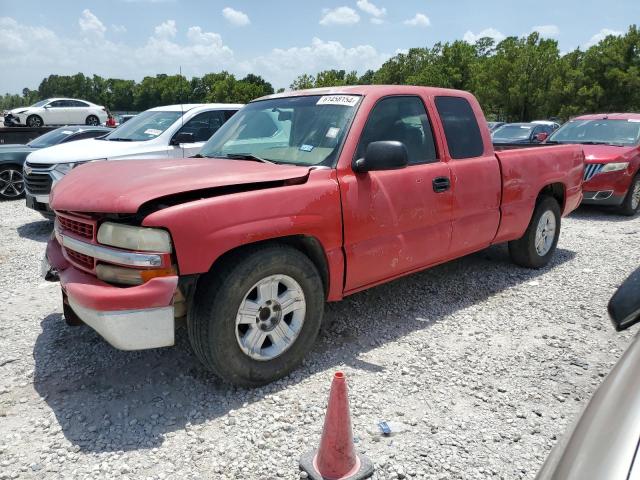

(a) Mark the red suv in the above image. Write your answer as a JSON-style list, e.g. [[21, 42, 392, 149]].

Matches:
[[547, 113, 640, 215]]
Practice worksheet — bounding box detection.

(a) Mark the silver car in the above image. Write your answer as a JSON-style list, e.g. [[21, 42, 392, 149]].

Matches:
[[536, 266, 640, 479]]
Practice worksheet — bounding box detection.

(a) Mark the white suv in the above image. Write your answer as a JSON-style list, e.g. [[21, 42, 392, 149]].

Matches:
[[4, 98, 109, 127], [24, 103, 242, 217]]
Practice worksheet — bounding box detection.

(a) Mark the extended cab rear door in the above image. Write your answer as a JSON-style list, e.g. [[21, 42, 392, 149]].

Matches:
[[339, 94, 453, 292], [433, 95, 501, 257]]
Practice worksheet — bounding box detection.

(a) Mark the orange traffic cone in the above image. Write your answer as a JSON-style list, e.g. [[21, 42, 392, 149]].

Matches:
[[299, 372, 374, 480]]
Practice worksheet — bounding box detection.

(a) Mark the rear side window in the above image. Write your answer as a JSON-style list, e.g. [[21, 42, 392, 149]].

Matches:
[[435, 96, 484, 159], [355, 96, 438, 164]]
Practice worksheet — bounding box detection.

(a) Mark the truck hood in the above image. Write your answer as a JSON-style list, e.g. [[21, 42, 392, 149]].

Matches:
[[26, 138, 166, 165], [50, 158, 311, 214], [582, 144, 638, 164]]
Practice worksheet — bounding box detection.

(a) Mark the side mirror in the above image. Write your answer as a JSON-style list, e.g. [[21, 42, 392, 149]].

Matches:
[[353, 141, 408, 173], [535, 132, 549, 142], [171, 131, 195, 145], [44, 105, 52, 109], [608, 267, 640, 331]]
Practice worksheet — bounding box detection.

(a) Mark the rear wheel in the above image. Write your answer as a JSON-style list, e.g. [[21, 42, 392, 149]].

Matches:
[[509, 196, 561, 268], [85, 115, 100, 126], [188, 245, 324, 387], [0, 166, 25, 200], [26, 115, 43, 127], [618, 174, 640, 216]]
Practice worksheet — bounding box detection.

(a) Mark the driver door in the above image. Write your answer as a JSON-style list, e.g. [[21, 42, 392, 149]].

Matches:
[[44, 100, 67, 125], [339, 95, 453, 291]]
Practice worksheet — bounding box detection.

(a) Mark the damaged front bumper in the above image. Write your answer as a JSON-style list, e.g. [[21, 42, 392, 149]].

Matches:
[[44, 236, 178, 350]]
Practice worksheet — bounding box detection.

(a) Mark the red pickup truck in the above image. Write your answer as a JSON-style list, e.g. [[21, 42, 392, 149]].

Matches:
[[546, 113, 640, 215], [44, 86, 584, 386]]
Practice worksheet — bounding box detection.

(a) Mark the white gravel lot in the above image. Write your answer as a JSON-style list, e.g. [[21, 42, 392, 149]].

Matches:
[[0, 199, 639, 480]]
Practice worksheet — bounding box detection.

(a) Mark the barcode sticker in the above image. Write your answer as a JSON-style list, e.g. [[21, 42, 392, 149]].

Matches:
[[316, 95, 360, 107]]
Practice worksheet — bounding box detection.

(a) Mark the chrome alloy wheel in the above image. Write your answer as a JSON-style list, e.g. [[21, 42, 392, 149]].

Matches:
[[235, 274, 306, 361], [631, 180, 640, 210], [535, 210, 556, 256], [0, 169, 25, 198]]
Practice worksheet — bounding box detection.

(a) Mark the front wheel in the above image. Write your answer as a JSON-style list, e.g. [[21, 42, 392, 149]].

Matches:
[[188, 245, 324, 387], [85, 115, 100, 126], [508, 196, 561, 268], [618, 175, 640, 216], [26, 115, 43, 127], [0, 166, 25, 199]]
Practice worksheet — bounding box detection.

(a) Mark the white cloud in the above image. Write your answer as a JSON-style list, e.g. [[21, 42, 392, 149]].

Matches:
[[78, 9, 106, 37], [111, 24, 127, 34], [404, 13, 430, 27], [532, 24, 560, 38], [463, 28, 505, 43], [319, 7, 360, 26], [154, 20, 177, 38], [0, 16, 392, 93], [356, 0, 386, 18], [370, 18, 384, 25], [584, 28, 623, 48], [222, 7, 250, 27]]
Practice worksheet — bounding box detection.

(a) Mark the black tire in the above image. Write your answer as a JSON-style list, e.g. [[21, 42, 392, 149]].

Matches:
[[0, 165, 25, 200], [618, 174, 640, 216], [85, 115, 100, 126], [26, 115, 43, 127], [188, 244, 325, 387], [508, 196, 561, 268]]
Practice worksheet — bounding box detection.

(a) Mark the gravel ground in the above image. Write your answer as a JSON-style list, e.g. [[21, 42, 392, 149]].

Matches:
[[0, 199, 639, 480]]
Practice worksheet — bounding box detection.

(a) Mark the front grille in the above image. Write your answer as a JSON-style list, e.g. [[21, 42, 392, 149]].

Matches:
[[24, 169, 52, 195], [583, 164, 604, 182], [66, 249, 95, 270], [58, 215, 94, 240]]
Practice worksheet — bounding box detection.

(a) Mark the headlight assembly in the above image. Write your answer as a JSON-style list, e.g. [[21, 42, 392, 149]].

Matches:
[[601, 162, 629, 173], [97, 222, 173, 253]]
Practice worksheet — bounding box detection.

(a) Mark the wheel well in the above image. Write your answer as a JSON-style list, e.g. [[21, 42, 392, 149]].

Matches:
[[0, 163, 24, 171], [206, 236, 330, 298], [538, 183, 565, 210]]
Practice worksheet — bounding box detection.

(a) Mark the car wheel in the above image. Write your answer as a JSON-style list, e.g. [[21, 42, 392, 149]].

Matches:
[[85, 115, 100, 126], [618, 174, 640, 216], [26, 115, 43, 127], [508, 196, 561, 268], [0, 166, 25, 200], [188, 244, 324, 387]]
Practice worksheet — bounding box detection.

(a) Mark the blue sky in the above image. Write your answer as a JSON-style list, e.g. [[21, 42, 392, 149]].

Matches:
[[0, 0, 637, 94]]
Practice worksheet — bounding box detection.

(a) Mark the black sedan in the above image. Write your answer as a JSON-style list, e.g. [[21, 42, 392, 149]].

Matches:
[[0, 125, 110, 200], [491, 122, 554, 145]]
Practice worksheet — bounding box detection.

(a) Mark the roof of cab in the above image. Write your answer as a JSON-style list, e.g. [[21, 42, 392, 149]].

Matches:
[[573, 113, 640, 121], [148, 103, 244, 112], [253, 85, 475, 102]]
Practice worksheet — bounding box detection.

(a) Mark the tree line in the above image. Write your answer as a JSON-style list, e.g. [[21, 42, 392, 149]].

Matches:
[[2, 25, 639, 121]]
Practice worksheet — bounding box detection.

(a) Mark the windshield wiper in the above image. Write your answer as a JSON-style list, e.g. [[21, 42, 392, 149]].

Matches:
[[191, 153, 204, 158], [222, 153, 275, 164], [580, 141, 625, 146], [106, 137, 134, 142]]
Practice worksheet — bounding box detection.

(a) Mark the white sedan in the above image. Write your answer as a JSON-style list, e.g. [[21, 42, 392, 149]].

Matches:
[[4, 98, 109, 127]]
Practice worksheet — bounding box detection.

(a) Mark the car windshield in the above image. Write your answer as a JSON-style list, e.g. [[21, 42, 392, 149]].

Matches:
[[103, 110, 182, 141], [31, 100, 50, 108], [28, 128, 78, 148], [548, 119, 640, 146], [198, 94, 361, 166], [492, 125, 534, 141]]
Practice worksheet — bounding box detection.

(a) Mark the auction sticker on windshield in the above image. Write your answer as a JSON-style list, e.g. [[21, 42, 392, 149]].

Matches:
[[144, 129, 162, 136], [316, 95, 359, 107]]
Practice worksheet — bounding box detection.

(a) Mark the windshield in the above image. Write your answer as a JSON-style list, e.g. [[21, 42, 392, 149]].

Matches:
[[31, 99, 50, 108], [549, 119, 640, 146], [199, 94, 361, 166], [103, 110, 182, 141], [28, 127, 78, 148], [492, 125, 534, 141]]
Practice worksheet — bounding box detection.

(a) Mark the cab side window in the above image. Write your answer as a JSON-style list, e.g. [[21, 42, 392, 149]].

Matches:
[[176, 111, 227, 142], [435, 96, 484, 159], [355, 96, 437, 164]]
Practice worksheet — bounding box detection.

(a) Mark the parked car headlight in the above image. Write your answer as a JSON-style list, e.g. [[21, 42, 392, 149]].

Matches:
[[97, 222, 173, 253], [601, 162, 629, 173], [53, 163, 78, 175]]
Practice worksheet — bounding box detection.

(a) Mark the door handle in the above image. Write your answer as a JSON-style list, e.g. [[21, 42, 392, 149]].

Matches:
[[432, 176, 450, 193]]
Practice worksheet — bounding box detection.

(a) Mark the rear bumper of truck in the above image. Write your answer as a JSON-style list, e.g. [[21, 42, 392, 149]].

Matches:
[[45, 236, 178, 350]]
